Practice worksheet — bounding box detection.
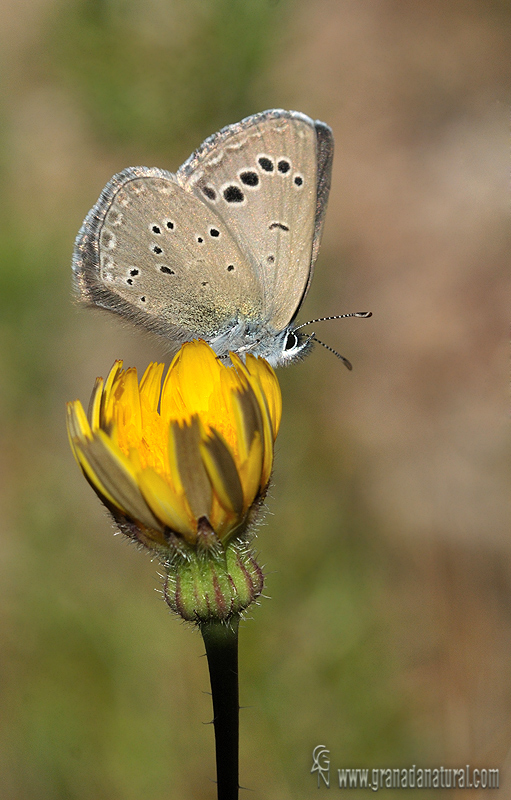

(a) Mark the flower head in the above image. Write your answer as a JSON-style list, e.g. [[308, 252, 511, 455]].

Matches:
[[67, 340, 281, 620]]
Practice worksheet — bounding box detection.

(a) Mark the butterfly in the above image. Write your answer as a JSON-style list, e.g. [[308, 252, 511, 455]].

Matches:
[[73, 108, 368, 368]]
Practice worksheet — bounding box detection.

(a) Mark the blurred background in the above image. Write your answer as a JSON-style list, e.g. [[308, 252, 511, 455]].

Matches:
[[1, 0, 510, 797]]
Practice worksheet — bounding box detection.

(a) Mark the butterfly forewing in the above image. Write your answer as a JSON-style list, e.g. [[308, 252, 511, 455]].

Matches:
[[178, 109, 332, 331]]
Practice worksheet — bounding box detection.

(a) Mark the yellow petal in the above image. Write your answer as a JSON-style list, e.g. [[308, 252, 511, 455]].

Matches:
[[238, 431, 264, 508], [200, 430, 244, 516], [169, 417, 212, 521], [102, 361, 124, 427], [160, 351, 191, 423], [139, 362, 164, 413], [172, 340, 223, 415], [73, 442, 126, 511], [246, 354, 282, 438], [104, 360, 124, 395], [137, 467, 196, 543], [76, 430, 163, 532], [120, 368, 142, 434], [67, 402, 88, 467], [230, 385, 263, 465], [230, 354, 274, 487], [87, 377, 104, 431], [67, 400, 93, 441]]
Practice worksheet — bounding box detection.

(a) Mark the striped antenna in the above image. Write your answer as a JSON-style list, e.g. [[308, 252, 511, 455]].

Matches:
[[312, 336, 353, 370], [294, 311, 371, 331]]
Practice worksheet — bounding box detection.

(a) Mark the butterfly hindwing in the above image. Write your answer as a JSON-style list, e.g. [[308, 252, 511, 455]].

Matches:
[[73, 167, 263, 343]]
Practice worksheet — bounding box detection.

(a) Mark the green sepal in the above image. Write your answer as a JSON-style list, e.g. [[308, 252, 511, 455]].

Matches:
[[164, 539, 263, 622]]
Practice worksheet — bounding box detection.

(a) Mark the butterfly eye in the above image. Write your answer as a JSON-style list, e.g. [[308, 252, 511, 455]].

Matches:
[[284, 331, 298, 351]]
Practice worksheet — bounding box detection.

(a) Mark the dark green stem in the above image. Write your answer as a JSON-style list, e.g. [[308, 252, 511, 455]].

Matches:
[[200, 615, 240, 800]]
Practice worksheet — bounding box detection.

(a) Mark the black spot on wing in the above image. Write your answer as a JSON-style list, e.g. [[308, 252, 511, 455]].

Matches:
[[202, 185, 216, 201], [240, 171, 259, 187], [258, 156, 274, 172], [223, 185, 244, 203]]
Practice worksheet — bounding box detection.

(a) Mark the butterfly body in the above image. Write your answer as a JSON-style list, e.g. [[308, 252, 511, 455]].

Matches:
[[73, 109, 333, 366]]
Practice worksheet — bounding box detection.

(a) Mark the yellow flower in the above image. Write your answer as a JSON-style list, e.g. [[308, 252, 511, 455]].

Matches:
[[67, 340, 281, 621], [67, 339, 281, 549]]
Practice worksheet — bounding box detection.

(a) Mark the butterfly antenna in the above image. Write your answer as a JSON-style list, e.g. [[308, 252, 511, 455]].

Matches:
[[312, 336, 353, 370], [294, 311, 372, 331]]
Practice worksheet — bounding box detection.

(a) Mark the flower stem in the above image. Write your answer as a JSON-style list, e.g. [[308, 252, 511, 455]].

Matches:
[[200, 615, 240, 800]]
